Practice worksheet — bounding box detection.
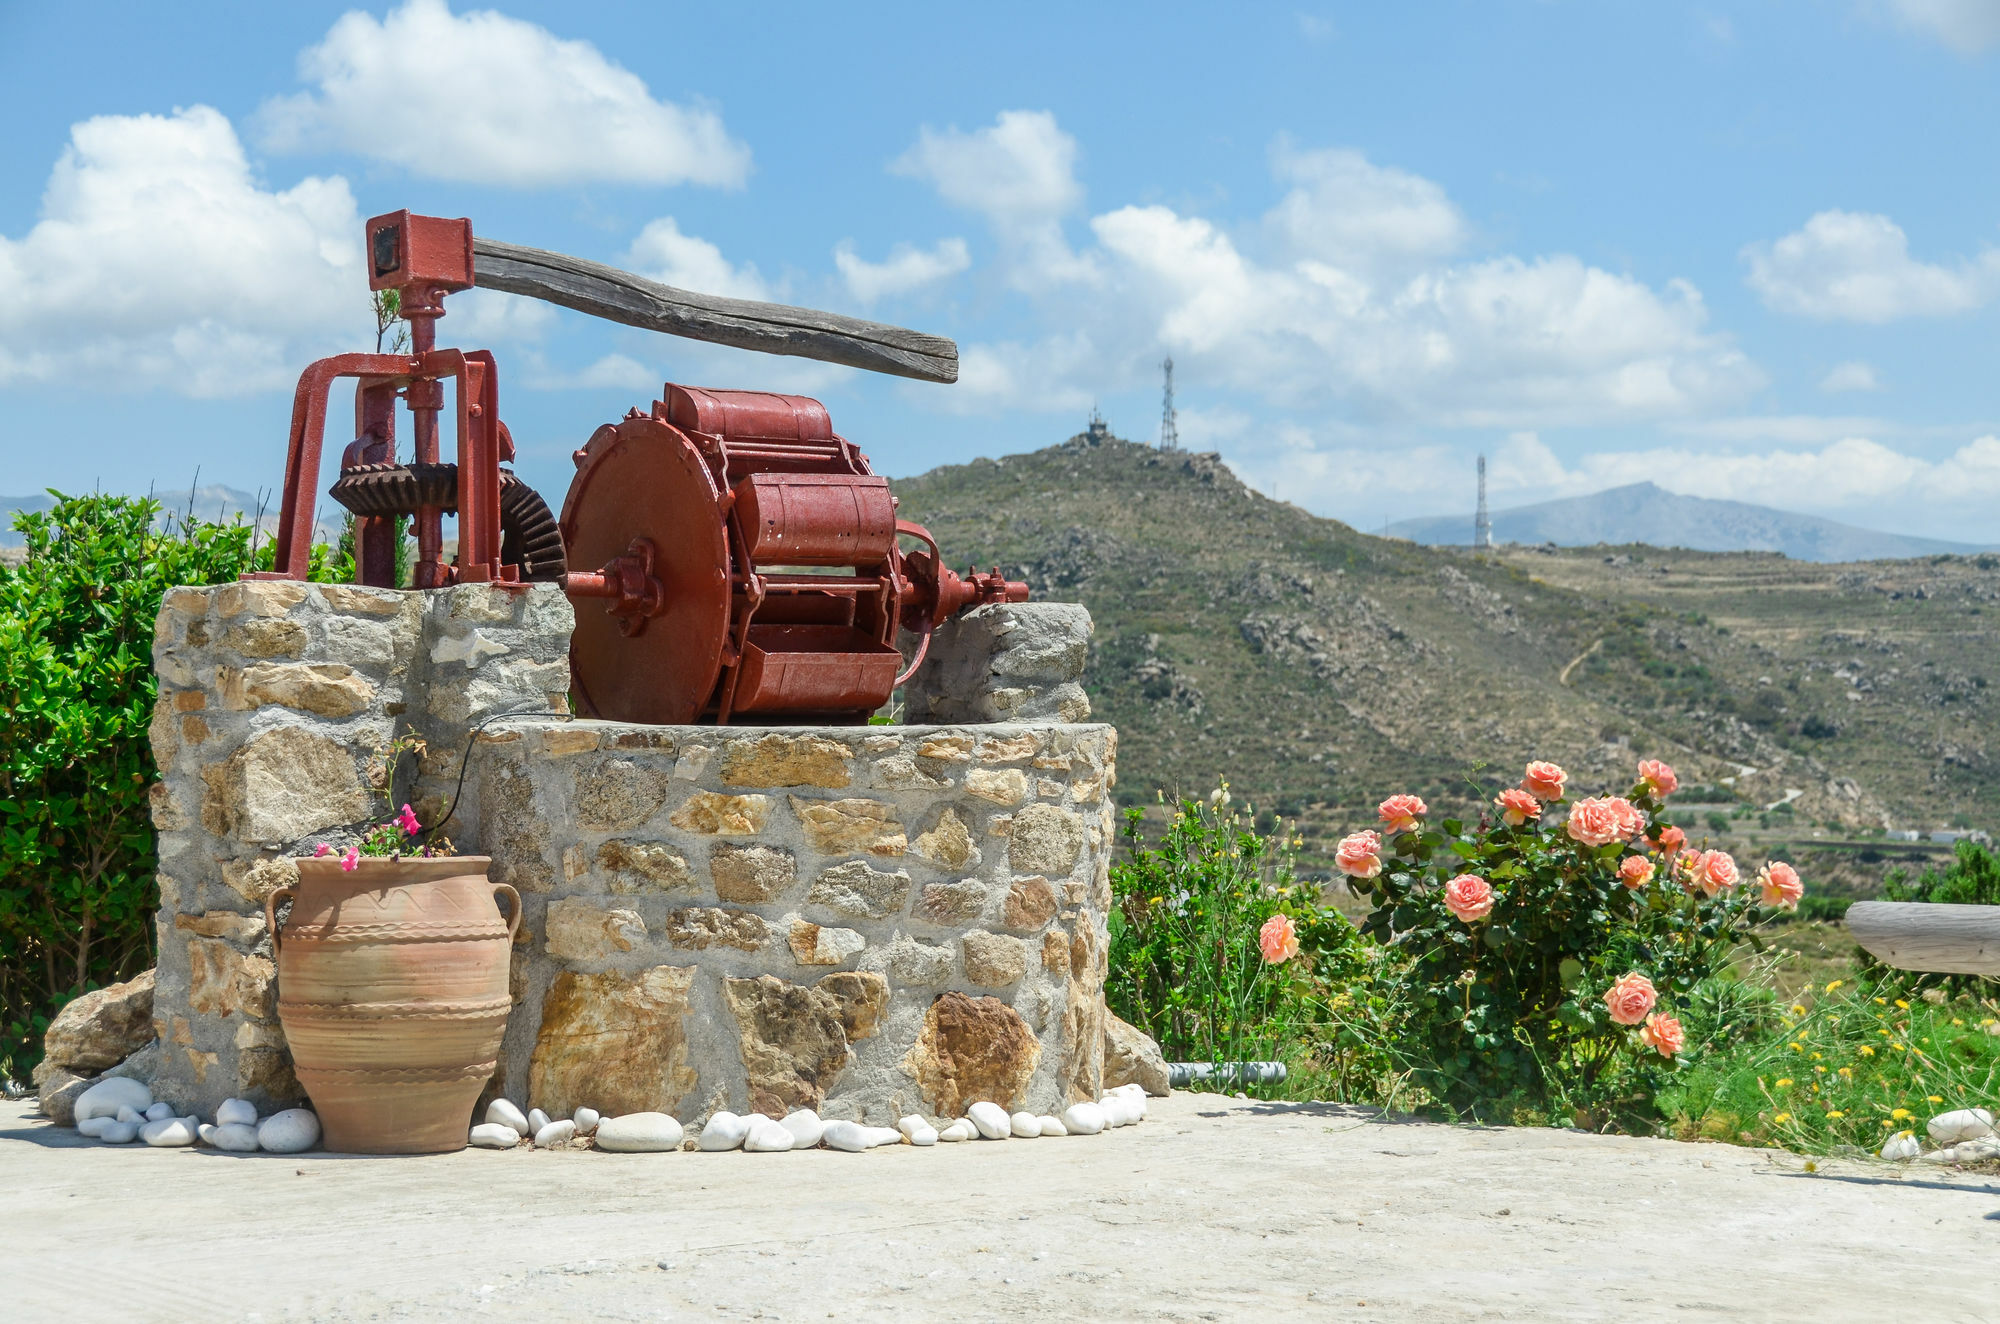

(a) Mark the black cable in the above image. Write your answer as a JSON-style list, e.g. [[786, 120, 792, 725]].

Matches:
[[421, 703, 571, 847]]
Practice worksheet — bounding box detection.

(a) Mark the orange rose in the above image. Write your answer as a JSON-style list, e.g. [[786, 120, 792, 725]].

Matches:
[[1258, 913, 1300, 963], [1758, 861, 1804, 910], [1603, 972, 1658, 1026], [1637, 759, 1678, 796], [1605, 796, 1645, 841], [1618, 855, 1655, 890], [1639, 1012, 1685, 1058], [1335, 830, 1383, 879], [1653, 823, 1687, 854], [1443, 874, 1495, 923], [1566, 797, 1623, 848], [1522, 761, 1568, 801], [1376, 794, 1429, 834], [1694, 848, 1739, 896], [1495, 788, 1541, 826]]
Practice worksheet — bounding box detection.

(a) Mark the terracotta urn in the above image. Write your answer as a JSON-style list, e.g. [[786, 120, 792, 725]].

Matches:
[[267, 856, 518, 1154]]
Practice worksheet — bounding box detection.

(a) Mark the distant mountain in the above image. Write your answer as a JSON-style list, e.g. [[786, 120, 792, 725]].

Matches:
[[1385, 481, 1992, 562], [1, 484, 282, 546]]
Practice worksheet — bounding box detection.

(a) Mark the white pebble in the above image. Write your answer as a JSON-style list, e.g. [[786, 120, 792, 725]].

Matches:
[[257, 1109, 321, 1154], [967, 1101, 1011, 1139], [1060, 1102, 1108, 1135], [594, 1112, 685, 1153], [898, 1115, 939, 1147], [144, 1101, 174, 1123], [485, 1098, 530, 1136], [196, 1123, 217, 1145], [937, 1120, 973, 1143], [74, 1078, 151, 1125], [780, 1109, 825, 1149], [527, 1108, 551, 1135], [1038, 1115, 1068, 1137], [821, 1120, 870, 1152], [861, 1126, 902, 1148], [140, 1116, 198, 1148], [697, 1111, 751, 1152], [1880, 1130, 1922, 1161], [534, 1118, 577, 1149], [1010, 1112, 1043, 1138], [573, 1107, 601, 1135], [97, 1118, 141, 1144], [743, 1117, 796, 1152], [207, 1122, 260, 1152], [215, 1098, 258, 1128], [116, 1105, 144, 1125], [470, 1122, 521, 1149], [1927, 1108, 1996, 1144], [1101, 1093, 1141, 1127]]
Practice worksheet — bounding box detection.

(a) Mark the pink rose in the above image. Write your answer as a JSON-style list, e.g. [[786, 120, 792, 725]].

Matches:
[[1653, 823, 1687, 855], [1618, 855, 1655, 890], [1603, 971, 1658, 1026], [1693, 848, 1739, 896], [1335, 830, 1383, 880], [1522, 761, 1568, 802], [1566, 797, 1624, 848], [1758, 861, 1804, 910], [1638, 1012, 1685, 1058], [1605, 796, 1645, 841], [1443, 874, 1495, 923], [1259, 913, 1300, 963], [1637, 759, 1678, 796], [339, 845, 361, 873], [1377, 793, 1429, 834], [1495, 788, 1541, 827]]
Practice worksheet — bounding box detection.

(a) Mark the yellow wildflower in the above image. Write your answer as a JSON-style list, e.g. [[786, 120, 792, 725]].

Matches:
[[1773, 1113, 1792, 1124], [1859, 1045, 1875, 1057], [1880, 1119, 1895, 1128], [1890, 1043, 1906, 1052], [1838, 1067, 1854, 1078], [1827, 1110, 1844, 1119], [1789, 1042, 1804, 1052], [1825, 980, 1844, 993], [1874, 997, 1887, 1006], [1811, 1052, 1823, 1060], [1892, 1108, 1912, 1120], [1895, 999, 1909, 1010], [1814, 1065, 1827, 1074], [1927, 1095, 1944, 1104], [1792, 1004, 1808, 1016], [1775, 1078, 1794, 1088], [1952, 1018, 1965, 1027]]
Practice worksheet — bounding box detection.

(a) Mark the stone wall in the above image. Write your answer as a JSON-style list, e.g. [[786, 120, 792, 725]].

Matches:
[[142, 581, 1112, 1127]]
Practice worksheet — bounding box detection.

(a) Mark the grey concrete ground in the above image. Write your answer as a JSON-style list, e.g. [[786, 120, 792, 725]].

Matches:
[[2, 1093, 1993, 1322]]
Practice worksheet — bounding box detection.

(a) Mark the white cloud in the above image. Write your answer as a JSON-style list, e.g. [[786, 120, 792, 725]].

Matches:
[[834, 238, 970, 303], [1743, 210, 2000, 321], [623, 218, 770, 300], [1885, 0, 2000, 53], [1820, 360, 1882, 393], [0, 106, 364, 396], [258, 0, 750, 189], [893, 110, 1095, 289], [1265, 144, 1466, 267]]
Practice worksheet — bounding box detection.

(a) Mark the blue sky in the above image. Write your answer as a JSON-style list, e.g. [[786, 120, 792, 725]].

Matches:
[[3, 0, 1998, 539]]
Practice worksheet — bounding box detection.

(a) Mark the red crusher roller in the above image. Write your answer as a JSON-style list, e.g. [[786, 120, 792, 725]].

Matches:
[[250, 209, 1025, 725]]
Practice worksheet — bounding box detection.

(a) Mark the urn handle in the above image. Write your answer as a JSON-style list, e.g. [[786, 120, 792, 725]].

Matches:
[[493, 883, 522, 940], [264, 885, 296, 956]]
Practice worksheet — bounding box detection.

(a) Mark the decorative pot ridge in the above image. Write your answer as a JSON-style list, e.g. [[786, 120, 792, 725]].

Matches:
[[268, 856, 519, 1154]]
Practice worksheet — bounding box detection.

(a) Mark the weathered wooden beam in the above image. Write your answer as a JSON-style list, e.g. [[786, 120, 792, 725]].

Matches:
[[1846, 900, 2000, 978], [471, 238, 958, 385]]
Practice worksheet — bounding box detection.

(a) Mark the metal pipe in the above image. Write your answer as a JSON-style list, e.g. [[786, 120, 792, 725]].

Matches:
[[1166, 1061, 1288, 1089]]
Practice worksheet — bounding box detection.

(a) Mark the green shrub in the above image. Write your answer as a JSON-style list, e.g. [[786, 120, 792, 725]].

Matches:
[[0, 493, 348, 1082], [1884, 840, 2000, 906]]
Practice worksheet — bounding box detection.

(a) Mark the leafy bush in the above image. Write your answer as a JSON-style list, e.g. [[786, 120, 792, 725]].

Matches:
[[0, 493, 349, 1081], [1105, 786, 1399, 1101], [1337, 760, 1802, 1125], [1660, 979, 2000, 1154], [1883, 840, 2000, 906]]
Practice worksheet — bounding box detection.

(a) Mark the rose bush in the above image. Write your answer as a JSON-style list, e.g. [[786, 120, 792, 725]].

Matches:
[[1339, 758, 1804, 1123]]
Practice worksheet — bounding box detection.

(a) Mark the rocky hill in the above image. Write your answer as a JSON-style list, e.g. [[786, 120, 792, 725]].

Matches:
[[1386, 480, 1990, 562], [894, 433, 2000, 883]]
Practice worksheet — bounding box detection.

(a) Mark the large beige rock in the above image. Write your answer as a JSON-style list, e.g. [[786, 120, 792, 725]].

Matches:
[[221, 618, 307, 658], [233, 662, 374, 718], [664, 907, 770, 951], [901, 991, 1041, 1117], [964, 768, 1028, 805], [911, 807, 978, 869], [597, 839, 694, 893], [721, 734, 852, 788], [815, 971, 890, 1042], [790, 797, 906, 857], [212, 581, 308, 618], [1003, 877, 1059, 931], [914, 881, 989, 925], [788, 920, 866, 966], [960, 931, 1028, 987], [544, 898, 647, 961], [219, 856, 298, 905], [173, 911, 263, 944], [575, 759, 672, 830], [710, 844, 795, 903], [805, 860, 911, 919], [1040, 930, 1072, 978], [41, 970, 155, 1074], [1102, 1011, 1169, 1096], [721, 975, 851, 1116], [1008, 804, 1086, 875], [1063, 981, 1109, 1102], [185, 937, 276, 1019], [670, 791, 771, 835], [530, 965, 698, 1118], [199, 726, 371, 845], [36, 1065, 94, 1127]]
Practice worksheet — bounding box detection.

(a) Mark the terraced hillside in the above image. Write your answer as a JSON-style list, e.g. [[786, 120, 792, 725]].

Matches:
[[894, 431, 2000, 886]]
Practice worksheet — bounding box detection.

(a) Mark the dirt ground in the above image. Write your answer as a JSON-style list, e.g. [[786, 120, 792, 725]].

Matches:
[[2, 1092, 1993, 1322]]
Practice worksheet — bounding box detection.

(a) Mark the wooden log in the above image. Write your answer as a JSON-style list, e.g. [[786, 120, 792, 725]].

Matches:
[[471, 238, 958, 385], [1846, 900, 2000, 977]]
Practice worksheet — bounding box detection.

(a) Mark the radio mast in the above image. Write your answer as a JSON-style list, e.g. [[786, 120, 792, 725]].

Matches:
[[1474, 454, 1492, 549], [1158, 357, 1179, 451]]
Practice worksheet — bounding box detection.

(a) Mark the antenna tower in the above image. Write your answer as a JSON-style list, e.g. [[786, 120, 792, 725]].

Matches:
[[1158, 357, 1179, 451], [1474, 454, 1492, 549]]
